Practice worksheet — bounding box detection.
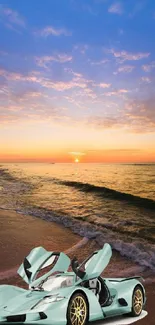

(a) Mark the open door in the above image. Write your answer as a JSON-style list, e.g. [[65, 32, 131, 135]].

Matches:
[[72, 243, 112, 283], [17, 246, 70, 287]]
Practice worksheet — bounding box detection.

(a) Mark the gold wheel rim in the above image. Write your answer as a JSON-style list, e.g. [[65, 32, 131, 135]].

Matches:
[[133, 289, 143, 315], [70, 295, 87, 325]]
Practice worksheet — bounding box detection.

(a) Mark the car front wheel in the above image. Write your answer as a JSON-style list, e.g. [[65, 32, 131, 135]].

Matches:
[[67, 292, 88, 325]]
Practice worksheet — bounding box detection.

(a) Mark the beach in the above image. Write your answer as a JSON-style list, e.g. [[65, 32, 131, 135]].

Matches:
[[0, 163, 155, 324], [0, 208, 154, 324]]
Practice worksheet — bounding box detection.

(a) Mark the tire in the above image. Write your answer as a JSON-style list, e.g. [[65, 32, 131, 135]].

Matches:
[[130, 286, 143, 317], [67, 292, 88, 325]]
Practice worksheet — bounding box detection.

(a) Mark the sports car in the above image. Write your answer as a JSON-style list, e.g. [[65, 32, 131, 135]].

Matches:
[[0, 243, 146, 325]]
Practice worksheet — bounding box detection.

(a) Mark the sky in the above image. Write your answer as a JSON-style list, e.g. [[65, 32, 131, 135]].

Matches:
[[0, 0, 155, 163]]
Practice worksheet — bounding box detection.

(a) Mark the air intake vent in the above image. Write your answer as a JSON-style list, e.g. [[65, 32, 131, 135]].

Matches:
[[6, 314, 26, 322]]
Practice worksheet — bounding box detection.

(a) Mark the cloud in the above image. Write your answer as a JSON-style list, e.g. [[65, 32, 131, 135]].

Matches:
[[99, 83, 111, 88], [0, 90, 69, 125], [0, 68, 95, 95], [108, 49, 150, 63], [64, 68, 82, 78], [35, 54, 73, 68], [73, 44, 89, 55], [88, 115, 124, 129], [105, 89, 129, 96], [108, 2, 123, 15], [89, 59, 109, 65], [125, 98, 155, 132], [1, 65, 155, 134], [0, 68, 39, 83], [63, 68, 97, 98], [82, 4, 97, 15], [87, 97, 155, 133], [36, 25, 71, 37], [142, 62, 155, 72], [0, 5, 26, 30], [141, 77, 151, 83], [114, 65, 135, 74], [0, 105, 69, 125]]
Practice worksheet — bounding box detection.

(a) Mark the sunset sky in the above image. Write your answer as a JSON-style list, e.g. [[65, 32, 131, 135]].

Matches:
[[0, 0, 155, 163]]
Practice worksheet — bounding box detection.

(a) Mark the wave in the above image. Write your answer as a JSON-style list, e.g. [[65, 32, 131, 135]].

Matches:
[[0, 205, 155, 281], [15, 207, 155, 272], [123, 163, 155, 166], [55, 180, 155, 210]]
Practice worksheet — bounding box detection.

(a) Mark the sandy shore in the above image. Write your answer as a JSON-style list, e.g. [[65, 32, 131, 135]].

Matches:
[[0, 209, 154, 324]]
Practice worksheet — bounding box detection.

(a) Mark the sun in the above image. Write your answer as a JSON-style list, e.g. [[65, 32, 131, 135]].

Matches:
[[75, 158, 79, 163]]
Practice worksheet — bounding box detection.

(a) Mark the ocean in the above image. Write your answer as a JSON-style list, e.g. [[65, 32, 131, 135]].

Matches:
[[0, 163, 155, 273]]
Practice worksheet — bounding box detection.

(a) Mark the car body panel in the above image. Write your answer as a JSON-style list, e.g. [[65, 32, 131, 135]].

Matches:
[[76, 243, 112, 283], [0, 244, 146, 325], [102, 278, 145, 318], [0, 284, 104, 324], [17, 247, 70, 286]]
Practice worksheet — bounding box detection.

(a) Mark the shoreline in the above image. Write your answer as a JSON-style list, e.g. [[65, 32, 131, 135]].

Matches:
[[0, 209, 155, 323]]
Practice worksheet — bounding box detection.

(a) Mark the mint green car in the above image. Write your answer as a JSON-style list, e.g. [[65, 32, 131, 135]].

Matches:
[[0, 243, 146, 325]]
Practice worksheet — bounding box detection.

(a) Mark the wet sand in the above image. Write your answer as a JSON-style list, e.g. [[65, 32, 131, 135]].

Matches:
[[0, 209, 154, 324], [0, 209, 81, 272]]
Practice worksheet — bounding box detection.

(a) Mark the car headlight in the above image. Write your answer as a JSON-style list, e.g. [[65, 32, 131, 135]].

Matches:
[[31, 295, 65, 310]]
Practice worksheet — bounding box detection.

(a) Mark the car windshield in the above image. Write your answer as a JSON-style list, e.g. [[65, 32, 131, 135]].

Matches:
[[33, 275, 74, 292]]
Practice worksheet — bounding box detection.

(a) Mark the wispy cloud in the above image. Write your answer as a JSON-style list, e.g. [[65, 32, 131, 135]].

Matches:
[[0, 68, 96, 97], [64, 68, 82, 78], [141, 76, 151, 83], [0, 5, 26, 30], [105, 89, 129, 96], [0, 102, 69, 125], [99, 83, 111, 88], [73, 44, 89, 55], [88, 115, 124, 129], [82, 4, 97, 15], [1, 66, 155, 134], [125, 98, 155, 132], [108, 48, 150, 63], [108, 2, 123, 15], [114, 65, 135, 74], [142, 62, 155, 72], [35, 54, 73, 68], [89, 59, 109, 65], [87, 97, 155, 133], [36, 25, 71, 37]]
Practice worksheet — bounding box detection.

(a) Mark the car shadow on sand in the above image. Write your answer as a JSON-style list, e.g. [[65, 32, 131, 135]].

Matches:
[[91, 310, 148, 325]]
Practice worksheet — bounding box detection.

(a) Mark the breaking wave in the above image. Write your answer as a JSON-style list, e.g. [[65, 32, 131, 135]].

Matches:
[[19, 208, 155, 272], [55, 180, 155, 210]]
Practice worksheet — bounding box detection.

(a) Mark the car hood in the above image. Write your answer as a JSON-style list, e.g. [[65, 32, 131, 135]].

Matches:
[[1, 290, 46, 313], [1, 286, 73, 314]]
